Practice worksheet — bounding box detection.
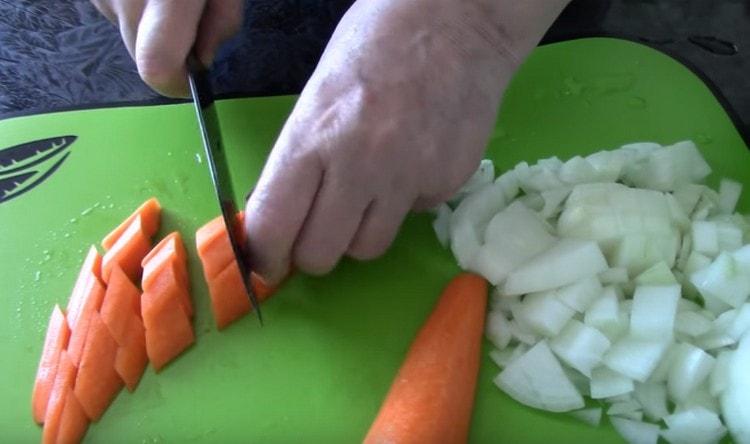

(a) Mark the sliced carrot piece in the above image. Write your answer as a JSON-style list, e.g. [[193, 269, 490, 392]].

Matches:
[[101, 198, 161, 250], [143, 256, 193, 319], [74, 313, 123, 421], [42, 351, 77, 444], [364, 273, 488, 444], [101, 214, 152, 284], [32, 305, 71, 424], [206, 262, 252, 330], [250, 272, 277, 301], [115, 317, 148, 391], [66, 277, 106, 366], [100, 265, 142, 346], [142, 232, 192, 317], [142, 231, 187, 271], [65, 246, 103, 330], [57, 387, 89, 444], [196, 215, 237, 281], [142, 287, 194, 371]]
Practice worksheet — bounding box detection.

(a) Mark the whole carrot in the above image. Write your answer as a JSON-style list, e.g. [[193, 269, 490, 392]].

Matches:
[[364, 273, 488, 444]]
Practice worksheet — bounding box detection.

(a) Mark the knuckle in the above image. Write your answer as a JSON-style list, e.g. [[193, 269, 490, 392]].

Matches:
[[293, 245, 339, 276], [135, 50, 182, 94], [347, 237, 388, 261]]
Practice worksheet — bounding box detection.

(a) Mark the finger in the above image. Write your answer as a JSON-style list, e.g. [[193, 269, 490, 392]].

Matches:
[[292, 172, 371, 275], [113, 0, 146, 59], [194, 0, 244, 67], [347, 197, 413, 261], [135, 0, 207, 97], [244, 131, 324, 285]]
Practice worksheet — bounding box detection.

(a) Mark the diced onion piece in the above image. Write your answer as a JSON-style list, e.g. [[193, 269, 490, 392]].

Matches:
[[489, 289, 519, 315], [459, 159, 494, 196], [612, 233, 680, 277], [634, 261, 677, 286], [486, 311, 512, 350], [556, 276, 603, 313], [718, 178, 742, 214], [495, 170, 520, 202], [709, 350, 732, 397], [677, 384, 720, 414], [431, 203, 452, 248], [585, 149, 628, 182], [661, 407, 727, 444], [675, 311, 714, 338], [540, 187, 572, 219], [501, 239, 608, 296], [569, 408, 603, 427], [471, 201, 556, 284], [727, 303, 750, 340], [559, 156, 599, 185], [692, 221, 720, 256], [489, 343, 528, 369], [449, 219, 481, 270], [673, 184, 705, 216], [584, 287, 621, 337], [634, 382, 669, 421], [691, 252, 750, 308], [667, 343, 716, 403], [509, 319, 539, 345], [607, 399, 643, 419], [494, 341, 584, 412], [550, 320, 610, 377], [562, 366, 591, 397], [599, 267, 629, 285], [449, 181, 507, 267], [721, 334, 750, 443], [610, 417, 660, 444], [590, 366, 634, 399], [630, 285, 681, 339], [716, 220, 743, 252], [622, 140, 710, 192], [603, 336, 671, 382], [517, 291, 576, 337]]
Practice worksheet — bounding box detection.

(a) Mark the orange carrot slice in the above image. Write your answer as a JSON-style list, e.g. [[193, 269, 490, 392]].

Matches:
[[115, 317, 148, 391], [100, 265, 141, 345], [101, 214, 152, 284], [65, 246, 103, 330], [66, 277, 106, 366], [142, 232, 192, 317], [101, 198, 161, 250], [206, 262, 253, 330], [196, 215, 238, 281], [363, 273, 488, 444], [32, 305, 71, 424], [57, 386, 89, 444], [74, 313, 123, 421], [42, 351, 77, 444], [142, 286, 194, 371]]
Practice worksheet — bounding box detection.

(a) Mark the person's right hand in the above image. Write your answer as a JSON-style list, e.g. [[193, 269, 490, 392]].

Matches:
[[91, 0, 244, 97]]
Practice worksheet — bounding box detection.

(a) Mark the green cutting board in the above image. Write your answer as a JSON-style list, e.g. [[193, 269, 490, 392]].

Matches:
[[1, 38, 748, 443]]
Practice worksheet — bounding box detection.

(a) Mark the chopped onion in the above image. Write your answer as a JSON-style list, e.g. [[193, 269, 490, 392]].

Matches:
[[692, 221, 720, 256], [709, 350, 732, 397], [584, 287, 622, 339], [516, 291, 576, 337], [550, 320, 610, 377], [603, 336, 670, 382], [590, 367, 634, 399], [691, 252, 750, 308], [718, 178, 742, 214], [494, 341, 584, 412], [599, 267, 630, 285], [495, 170, 520, 202], [501, 239, 608, 296], [610, 417, 660, 444], [634, 382, 669, 421], [630, 285, 681, 339], [674, 311, 714, 338], [607, 398, 644, 421], [661, 407, 727, 444], [556, 276, 603, 313], [489, 343, 528, 369], [634, 262, 677, 286], [570, 408, 602, 427], [721, 334, 750, 443], [431, 203, 452, 248], [486, 311, 512, 350], [667, 343, 715, 403]]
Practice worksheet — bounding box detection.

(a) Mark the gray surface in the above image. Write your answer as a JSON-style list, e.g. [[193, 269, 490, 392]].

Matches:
[[0, 0, 747, 139]]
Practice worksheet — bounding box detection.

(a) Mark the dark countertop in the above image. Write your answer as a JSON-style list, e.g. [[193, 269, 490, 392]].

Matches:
[[0, 1, 747, 139]]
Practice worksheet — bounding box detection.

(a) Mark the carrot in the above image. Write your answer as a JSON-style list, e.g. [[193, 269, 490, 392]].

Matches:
[[101, 214, 152, 284], [101, 198, 161, 250], [196, 215, 238, 281], [32, 305, 71, 424], [100, 265, 141, 345], [74, 313, 123, 421], [206, 262, 253, 330], [57, 387, 89, 444], [65, 246, 103, 330], [363, 273, 488, 444], [66, 276, 106, 366], [115, 317, 148, 391], [141, 260, 194, 370], [142, 232, 192, 317], [42, 351, 77, 444]]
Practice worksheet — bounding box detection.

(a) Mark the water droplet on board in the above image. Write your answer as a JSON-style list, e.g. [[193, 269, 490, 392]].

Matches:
[[195, 153, 203, 164], [81, 207, 93, 216], [688, 35, 737, 56], [63, 233, 71, 238], [167, 152, 173, 157], [70, 218, 78, 224], [34, 271, 41, 282], [696, 133, 714, 145]]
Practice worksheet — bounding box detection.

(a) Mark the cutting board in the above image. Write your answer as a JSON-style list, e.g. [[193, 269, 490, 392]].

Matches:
[[1, 38, 748, 443]]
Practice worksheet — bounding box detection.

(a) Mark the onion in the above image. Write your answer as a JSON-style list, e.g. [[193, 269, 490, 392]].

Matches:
[[666, 343, 715, 403], [603, 336, 670, 382], [431, 203, 452, 248], [550, 320, 610, 377], [633, 382, 669, 421], [516, 291, 576, 337], [718, 178, 742, 214], [721, 334, 750, 443], [599, 267, 629, 285], [570, 408, 602, 427], [630, 285, 681, 339], [610, 417, 660, 444], [590, 366, 634, 399], [661, 407, 727, 444], [634, 262, 677, 286], [494, 341, 584, 412], [485, 311, 512, 350], [555, 276, 603, 313]]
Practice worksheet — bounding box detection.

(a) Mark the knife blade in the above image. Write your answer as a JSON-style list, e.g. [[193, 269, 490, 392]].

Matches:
[[186, 53, 263, 325]]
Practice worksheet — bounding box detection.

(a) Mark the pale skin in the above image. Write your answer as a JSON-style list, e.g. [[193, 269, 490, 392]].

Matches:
[[92, 0, 571, 285]]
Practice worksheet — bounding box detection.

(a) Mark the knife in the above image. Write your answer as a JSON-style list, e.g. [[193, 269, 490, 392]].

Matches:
[[186, 53, 263, 325]]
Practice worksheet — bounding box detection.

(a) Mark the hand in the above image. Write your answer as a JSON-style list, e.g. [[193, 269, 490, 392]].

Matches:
[[91, 0, 244, 97], [244, 0, 569, 285]]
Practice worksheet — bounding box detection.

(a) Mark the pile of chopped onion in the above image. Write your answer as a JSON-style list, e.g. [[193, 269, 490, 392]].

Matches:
[[433, 141, 749, 444]]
